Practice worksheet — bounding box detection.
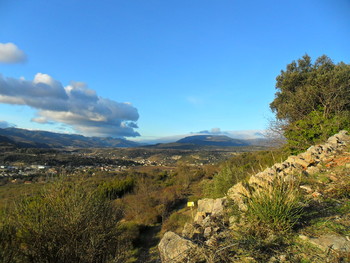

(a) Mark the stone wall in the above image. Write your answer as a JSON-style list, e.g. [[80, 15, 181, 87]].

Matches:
[[227, 130, 349, 210]]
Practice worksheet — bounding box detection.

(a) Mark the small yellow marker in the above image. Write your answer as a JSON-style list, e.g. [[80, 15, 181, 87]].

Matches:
[[187, 201, 195, 218], [187, 202, 195, 207]]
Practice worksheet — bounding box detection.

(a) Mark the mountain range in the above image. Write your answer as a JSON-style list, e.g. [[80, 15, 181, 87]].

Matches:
[[0, 127, 268, 149], [0, 128, 141, 148]]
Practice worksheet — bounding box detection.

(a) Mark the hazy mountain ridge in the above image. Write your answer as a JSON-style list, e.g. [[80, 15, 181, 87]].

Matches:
[[176, 135, 249, 146], [142, 134, 268, 150], [0, 128, 141, 148]]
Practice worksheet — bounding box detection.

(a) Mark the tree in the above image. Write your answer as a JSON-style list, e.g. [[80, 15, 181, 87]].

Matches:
[[270, 54, 350, 152]]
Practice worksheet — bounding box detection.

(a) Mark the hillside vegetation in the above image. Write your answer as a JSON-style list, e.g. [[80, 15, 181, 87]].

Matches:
[[159, 131, 350, 262]]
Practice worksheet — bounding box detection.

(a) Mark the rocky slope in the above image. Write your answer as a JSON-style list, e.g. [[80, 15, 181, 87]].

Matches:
[[158, 131, 350, 262]]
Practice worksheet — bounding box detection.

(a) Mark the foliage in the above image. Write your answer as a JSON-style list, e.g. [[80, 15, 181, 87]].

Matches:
[[270, 54, 350, 151], [161, 209, 191, 234], [172, 164, 205, 189], [0, 217, 18, 263], [245, 176, 304, 235], [284, 110, 350, 153], [98, 176, 134, 200], [204, 150, 287, 198], [122, 180, 184, 225], [270, 54, 350, 122], [1, 178, 133, 263], [205, 163, 246, 198]]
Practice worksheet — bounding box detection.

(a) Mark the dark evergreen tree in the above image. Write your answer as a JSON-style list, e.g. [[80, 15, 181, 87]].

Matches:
[[270, 54, 350, 152]]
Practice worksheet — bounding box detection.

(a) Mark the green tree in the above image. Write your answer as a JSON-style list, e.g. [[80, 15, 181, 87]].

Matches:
[[270, 54, 350, 152]]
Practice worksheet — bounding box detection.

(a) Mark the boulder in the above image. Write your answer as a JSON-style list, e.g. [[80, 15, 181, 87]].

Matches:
[[197, 198, 227, 216], [158, 231, 199, 262]]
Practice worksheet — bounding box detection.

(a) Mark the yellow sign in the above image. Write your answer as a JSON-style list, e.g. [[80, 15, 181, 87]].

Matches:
[[187, 201, 195, 207]]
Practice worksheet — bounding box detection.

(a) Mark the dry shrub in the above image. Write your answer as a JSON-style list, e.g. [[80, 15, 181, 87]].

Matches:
[[2, 178, 132, 263]]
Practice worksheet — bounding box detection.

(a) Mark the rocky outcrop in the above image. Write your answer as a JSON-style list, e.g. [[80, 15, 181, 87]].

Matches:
[[158, 131, 350, 262]]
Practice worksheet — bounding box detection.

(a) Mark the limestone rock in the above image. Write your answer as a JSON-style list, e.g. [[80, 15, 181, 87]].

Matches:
[[197, 198, 227, 216], [248, 176, 270, 189], [285, 156, 309, 169], [182, 223, 202, 240], [158, 231, 199, 262], [203, 227, 212, 238], [300, 234, 350, 252], [305, 166, 320, 174], [299, 151, 317, 165], [227, 182, 250, 211], [193, 211, 206, 224]]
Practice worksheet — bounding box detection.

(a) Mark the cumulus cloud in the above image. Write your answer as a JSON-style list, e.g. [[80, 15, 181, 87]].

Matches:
[[0, 73, 140, 137], [0, 43, 27, 64], [0, 120, 16, 128], [198, 128, 222, 134]]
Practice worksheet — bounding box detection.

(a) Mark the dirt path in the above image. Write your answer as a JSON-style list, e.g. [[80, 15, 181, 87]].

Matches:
[[135, 224, 162, 263]]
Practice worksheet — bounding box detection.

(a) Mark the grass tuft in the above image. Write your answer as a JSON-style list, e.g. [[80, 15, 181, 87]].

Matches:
[[245, 175, 304, 235]]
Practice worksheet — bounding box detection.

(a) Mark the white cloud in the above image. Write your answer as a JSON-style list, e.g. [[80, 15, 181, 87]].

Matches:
[[0, 43, 27, 64], [0, 73, 140, 137]]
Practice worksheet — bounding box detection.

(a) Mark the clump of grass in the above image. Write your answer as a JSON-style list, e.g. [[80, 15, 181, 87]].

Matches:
[[245, 175, 304, 235], [230, 176, 305, 260]]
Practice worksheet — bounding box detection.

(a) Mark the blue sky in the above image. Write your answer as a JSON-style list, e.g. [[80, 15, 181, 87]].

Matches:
[[0, 0, 349, 141]]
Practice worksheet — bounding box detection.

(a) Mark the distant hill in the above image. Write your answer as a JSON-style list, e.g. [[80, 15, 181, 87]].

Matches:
[[0, 128, 141, 148], [176, 135, 249, 146], [143, 135, 255, 149]]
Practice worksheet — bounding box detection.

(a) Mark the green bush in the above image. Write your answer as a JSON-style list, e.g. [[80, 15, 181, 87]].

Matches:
[[98, 176, 134, 200], [285, 110, 350, 153], [205, 163, 246, 198], [0, 218, 18, 263], [162, 210, 191, 234], [2, 178, 133, 263]]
